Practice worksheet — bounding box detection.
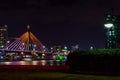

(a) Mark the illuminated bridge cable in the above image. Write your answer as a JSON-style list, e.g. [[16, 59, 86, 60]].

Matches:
[[4, 29, 49, 53]]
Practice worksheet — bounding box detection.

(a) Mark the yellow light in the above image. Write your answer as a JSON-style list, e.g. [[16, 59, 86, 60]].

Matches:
[[21, 52, 24, 55], [9, 53, 13, 56], [42, 53, 45, 56]]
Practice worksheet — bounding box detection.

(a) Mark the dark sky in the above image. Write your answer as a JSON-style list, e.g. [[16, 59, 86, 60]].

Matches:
[[0, 0, 120, 49]]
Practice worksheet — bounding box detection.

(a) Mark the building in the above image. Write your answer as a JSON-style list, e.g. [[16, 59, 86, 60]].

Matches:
[[50, 45, 62, 53], [0, 25, 8, 49], [104, 14, 120, 48], [50, 45, 70, 60]]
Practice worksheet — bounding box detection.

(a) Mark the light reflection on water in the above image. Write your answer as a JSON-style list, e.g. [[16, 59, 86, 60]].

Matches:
[[41, 60, 46, 66], [49, 60, 54, 66], [0, 60, 66, 66], [32, 61, 38, 65]]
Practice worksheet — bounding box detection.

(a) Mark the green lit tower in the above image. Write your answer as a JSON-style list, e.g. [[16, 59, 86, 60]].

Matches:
[[104, 14, 117, 48]]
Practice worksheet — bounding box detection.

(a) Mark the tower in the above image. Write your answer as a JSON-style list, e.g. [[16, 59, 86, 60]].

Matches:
[[104, 14, 120, 48], [104, 14, 117, 48], [27, 25, 31, 50], [0, 25, 8, 49]]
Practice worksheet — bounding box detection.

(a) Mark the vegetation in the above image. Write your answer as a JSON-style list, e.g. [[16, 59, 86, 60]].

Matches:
[[66, 49, 120, 72], [76, 49, 120, 56]]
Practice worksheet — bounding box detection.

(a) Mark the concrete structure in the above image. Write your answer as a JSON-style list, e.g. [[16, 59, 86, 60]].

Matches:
[[104, 14, 120, 48]]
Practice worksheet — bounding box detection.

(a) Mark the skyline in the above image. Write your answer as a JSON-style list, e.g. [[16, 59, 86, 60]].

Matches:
[[0, 0, 120, 49]]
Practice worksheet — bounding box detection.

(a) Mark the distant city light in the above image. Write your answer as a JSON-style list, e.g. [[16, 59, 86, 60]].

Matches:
[[0, 50, 3, 54], [22, 43, 25, 45], [58, 55, 63, 61], [7, 41, 10, 44], [42, 53, 45, 56], [64, 46, 67, 50], [1, 45, 4, 48], [4, 25, 8, 27]]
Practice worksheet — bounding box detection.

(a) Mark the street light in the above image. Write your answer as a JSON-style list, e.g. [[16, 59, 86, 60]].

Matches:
[[104, 23, 114, 28]]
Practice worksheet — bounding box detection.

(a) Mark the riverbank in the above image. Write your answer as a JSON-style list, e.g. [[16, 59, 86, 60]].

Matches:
[[0, 65, 70, 72]]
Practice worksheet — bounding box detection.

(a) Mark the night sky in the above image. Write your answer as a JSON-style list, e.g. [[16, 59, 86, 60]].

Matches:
[[0, 0, 120, 50]]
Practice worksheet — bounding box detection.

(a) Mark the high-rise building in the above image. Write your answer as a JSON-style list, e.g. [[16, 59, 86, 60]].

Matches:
[[104, 14, 120, 48], [0, 25, 8, 49]]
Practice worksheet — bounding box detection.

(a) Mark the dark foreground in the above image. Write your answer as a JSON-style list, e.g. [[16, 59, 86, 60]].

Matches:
[[0, 69, 120, 80], [0, 65, 120, 80]]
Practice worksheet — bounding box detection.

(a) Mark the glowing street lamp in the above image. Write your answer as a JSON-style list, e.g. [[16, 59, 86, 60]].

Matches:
[[104, 23, 114, 28]]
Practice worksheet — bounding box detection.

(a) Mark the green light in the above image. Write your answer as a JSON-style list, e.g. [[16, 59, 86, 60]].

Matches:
[[58, 55, 63, 60], [112, 31, 115, 35], [64, 46, 67, 50], [106, 18, 110, 21]]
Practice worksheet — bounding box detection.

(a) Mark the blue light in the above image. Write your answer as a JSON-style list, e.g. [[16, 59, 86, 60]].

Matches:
[[0, 51, 3, 54], [6, 52, 9, 55]]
